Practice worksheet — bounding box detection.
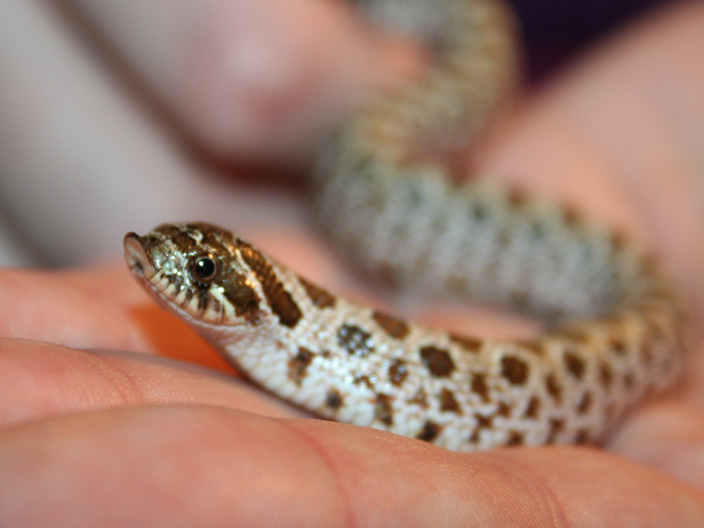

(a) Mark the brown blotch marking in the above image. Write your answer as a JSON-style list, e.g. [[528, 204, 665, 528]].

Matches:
[[545, 374, 563, 405], [449, 334, 482, 353], [610, 230, 628, 250], [420, 346, 456, 378], [152, 224, 186, 243], [287, 347, 314, 386], [469, 414, 493, 443], [577, 392, 592, 415], [609, 337, 628, 357], [388, 359, 409, 386], [197, 227, 223, 248], [623, 372, 635, 390], [574, 429, 590, 445], [408, 388, 428, 408], [373, 311, 410, 339], [506, 430, 524, 447], [471, 373, 490, 402], [299, 277, 336, 309], [374, 394, 394, 426], [193, 223, 232, 255], [599, 363, 613, 390], [237, 240, 302, 327], [439, 388, 462, 414], [417, 420, 442, 443], [338, 324, 374, 357], [501, 356, 529, 385], [162, 225, 201, 255], [223, 274, 261, 323], [523, 396, 541, 419], [353, 373, 374, 390], [497, 402, 512, 417], [562, 204, 583, 226], [546, 418, 565, 444], [564, 352, 586, 380], [507, 188, 529, 208], [475, 414, 493, 429], [325, 389, 343, 411]]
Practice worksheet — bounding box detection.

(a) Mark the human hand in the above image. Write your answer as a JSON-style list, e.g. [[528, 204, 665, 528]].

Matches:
[[0, 0, 423, 266], [0, 263, 702, 526], [1, 0, 704, 525]]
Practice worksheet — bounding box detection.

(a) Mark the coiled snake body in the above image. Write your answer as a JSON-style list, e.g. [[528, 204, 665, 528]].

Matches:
[[124, 0, 688, 451]]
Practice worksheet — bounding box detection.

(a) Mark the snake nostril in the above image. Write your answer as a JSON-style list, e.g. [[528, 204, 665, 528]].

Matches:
[[132, 258, 145, 277], [124, 233, 150, 278]]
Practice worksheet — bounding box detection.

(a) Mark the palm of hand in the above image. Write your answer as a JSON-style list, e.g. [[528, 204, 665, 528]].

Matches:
[[1, 1, 703, 525]]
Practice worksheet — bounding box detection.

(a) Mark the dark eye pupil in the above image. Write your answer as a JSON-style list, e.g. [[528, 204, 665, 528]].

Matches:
[[193, 257, 217, 281]]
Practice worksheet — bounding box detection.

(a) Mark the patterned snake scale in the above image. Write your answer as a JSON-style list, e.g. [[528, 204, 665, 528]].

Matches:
[[124, 0, 688, 451]]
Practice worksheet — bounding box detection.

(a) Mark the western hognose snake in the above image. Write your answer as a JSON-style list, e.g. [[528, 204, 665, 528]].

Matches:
[[124, 0, 688, 451]]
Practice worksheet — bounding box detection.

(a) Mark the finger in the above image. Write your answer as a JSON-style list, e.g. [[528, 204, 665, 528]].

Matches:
[[0, 338, 313, 428], [2, 267, 703, 489], [608, 399, 704, 492], [0, 0, 189, 263], [3, 270, 701, 459], [481, 1, 704, 295], [0, 267, 220, 364], [63, 0, 425, 163], [309, 419, 704, 525], [1, 405, 703, 527], [0, 0, 310, 265], [0, 262, 383, 365]]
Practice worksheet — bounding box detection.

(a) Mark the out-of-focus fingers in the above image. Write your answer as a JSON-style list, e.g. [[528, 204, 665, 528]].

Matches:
[[293, 418, 704, 525], [0, 0, 186, 263], [0, 0, 308, 265], [0, 339, 305, 428], [0, 407, 344, 527], [608, 400, 704, 493], [64, 0, 425, 163], [0, 267, 218, 363], [1, 406, 704, 527], [482, 1, 704, 300]]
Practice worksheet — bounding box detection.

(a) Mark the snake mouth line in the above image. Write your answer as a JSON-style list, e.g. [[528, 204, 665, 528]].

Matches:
[[124, 243, 182, 314], [123, 234, 176, 306], [124, 232, 152, 280], [129, 258, 145, 277]]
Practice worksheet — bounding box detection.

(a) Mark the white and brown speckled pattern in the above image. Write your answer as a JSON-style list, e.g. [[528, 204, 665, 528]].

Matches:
[[123, 0, 688, 451], [124, 221, 686, 452]]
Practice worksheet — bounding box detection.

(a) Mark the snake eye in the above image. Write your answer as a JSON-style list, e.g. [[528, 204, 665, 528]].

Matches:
[[190, 255, 220, 283]]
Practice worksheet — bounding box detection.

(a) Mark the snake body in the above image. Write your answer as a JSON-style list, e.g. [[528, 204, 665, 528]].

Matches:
[[124, 0, 688, 451]]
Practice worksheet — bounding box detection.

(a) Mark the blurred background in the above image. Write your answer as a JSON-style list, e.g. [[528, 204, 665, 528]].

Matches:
[[0, 0, 683, 267], [511, 0, 674, 78]]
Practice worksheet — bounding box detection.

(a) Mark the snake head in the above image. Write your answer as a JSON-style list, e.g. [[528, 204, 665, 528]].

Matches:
[[124, 222, 262, 328]]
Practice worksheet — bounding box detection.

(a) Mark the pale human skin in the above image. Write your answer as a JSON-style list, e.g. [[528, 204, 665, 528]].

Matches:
[[1, 0, 704, 525]]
